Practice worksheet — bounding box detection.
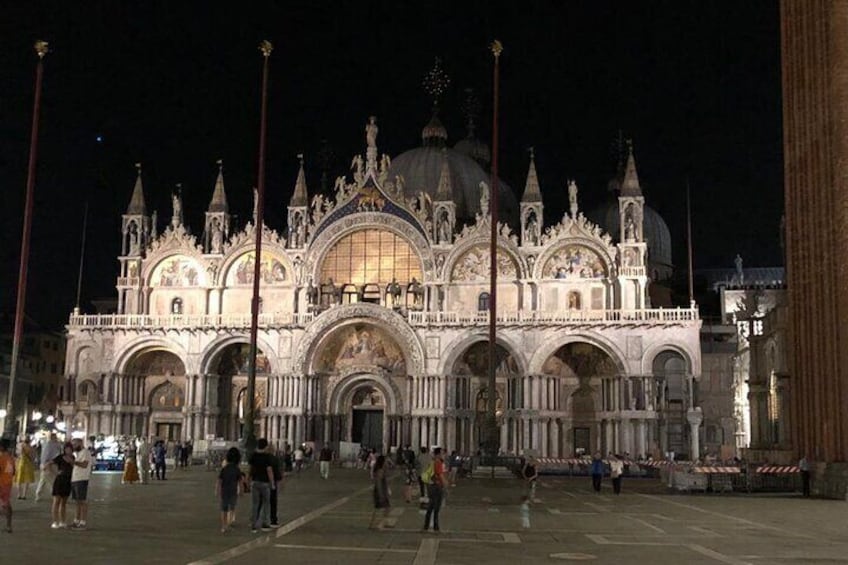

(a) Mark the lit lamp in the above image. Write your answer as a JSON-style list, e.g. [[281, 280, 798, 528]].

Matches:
[[0, 409, 7, 419], [46, 415, 55, 424], [32, 411, 43, 421]]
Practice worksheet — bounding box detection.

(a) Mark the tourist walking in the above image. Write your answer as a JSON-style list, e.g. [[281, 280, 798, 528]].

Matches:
[[402, 447, 417, 503], [369, 455, 391, 530], [137, 437, 151, 484], [421, 447, 445, 533], [70, 437, 92, 529], [154, 440, 167, 480], [35, 433, 62, 502], [268, 446, 283, 527], [417, 446, 432, 501], [590, 452, 604, 493], [0, 438, 15, 533], [50, 442, 75, 529], [294, 445, 304, 474], [216, 447, 244, 533], [122, 439, 140, 484], [14, 438, 35, 500], [522, 457, 538, 500], [448, 450, 461, 487], [799, 454, 811, 497], [609, 454, 624, 495], [248, 438, 275, 533], [318, 445, 333, 480]]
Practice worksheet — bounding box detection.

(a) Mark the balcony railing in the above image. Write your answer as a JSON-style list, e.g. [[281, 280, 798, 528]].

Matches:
[[69, 307, 699, 330]]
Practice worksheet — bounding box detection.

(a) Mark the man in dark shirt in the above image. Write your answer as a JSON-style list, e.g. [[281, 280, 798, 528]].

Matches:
[[248, 438, 275, 533], [268, 447, 283, 527]]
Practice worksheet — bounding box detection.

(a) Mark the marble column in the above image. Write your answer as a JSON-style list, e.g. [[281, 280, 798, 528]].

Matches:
[[687, 408, 703, 460]]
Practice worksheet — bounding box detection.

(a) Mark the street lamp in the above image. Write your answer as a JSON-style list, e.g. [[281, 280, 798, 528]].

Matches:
[[32, 411, 43, 422], [0, 409, 7, 419], [46, 415, 55, 424]]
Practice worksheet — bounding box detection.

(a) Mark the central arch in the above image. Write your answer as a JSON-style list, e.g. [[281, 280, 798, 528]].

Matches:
[[327, 372, 402, 453]]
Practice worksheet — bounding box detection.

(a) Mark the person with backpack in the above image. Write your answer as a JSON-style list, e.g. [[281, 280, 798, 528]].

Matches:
[[417, 446, 431, 503], [590, 452, 604, 493], [522, 457, 538, 500], [421, 447, 445, 533]]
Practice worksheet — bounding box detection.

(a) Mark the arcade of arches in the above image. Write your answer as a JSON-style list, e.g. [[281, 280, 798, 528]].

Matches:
[[66, 335, 694, 458]]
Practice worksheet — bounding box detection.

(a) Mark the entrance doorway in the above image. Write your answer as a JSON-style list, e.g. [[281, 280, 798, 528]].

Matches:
[[352, 409, 383, 449], [350, 386, 385, 451], [156, 423, 182, 441]]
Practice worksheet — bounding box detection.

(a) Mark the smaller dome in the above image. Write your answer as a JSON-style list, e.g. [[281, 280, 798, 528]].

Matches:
[[454, 135, 491, 165], [590, 201, 673, 279]]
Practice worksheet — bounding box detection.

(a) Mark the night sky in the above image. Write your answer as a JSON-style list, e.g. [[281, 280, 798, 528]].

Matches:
[[1, 2, 783, 329]]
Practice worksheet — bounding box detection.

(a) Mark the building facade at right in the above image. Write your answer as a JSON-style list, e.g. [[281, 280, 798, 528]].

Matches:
[[781, 0, 848, 497]]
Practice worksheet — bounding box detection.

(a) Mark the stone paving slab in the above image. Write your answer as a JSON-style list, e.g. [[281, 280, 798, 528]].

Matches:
[[3, 467, 848, 564]]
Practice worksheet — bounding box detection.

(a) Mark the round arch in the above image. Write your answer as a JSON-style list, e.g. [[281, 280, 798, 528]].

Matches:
[[305, 214, 435, 283], [327, 371, 402, 415], [535, 240, 613, 280], [113, 336, 189, 375], [527, 332, 628, 375], [198, 334, 280, 376], [437, 331, 528, 376], [294, 303, 425, 376], [641, 342, 699, 376], [442, 235, 525, 283], [219, 243, 293, 288]]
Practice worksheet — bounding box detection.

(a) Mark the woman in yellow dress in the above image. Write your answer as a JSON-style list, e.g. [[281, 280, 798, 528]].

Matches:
[[122, 439, 140, 484], [14, 439, 36, 499]]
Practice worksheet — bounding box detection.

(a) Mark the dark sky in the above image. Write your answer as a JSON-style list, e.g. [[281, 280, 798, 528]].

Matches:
[[1, 2, 783, 329]]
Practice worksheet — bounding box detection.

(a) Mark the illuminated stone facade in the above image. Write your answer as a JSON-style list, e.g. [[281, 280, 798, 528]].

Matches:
[[61, 121, 701, 458]]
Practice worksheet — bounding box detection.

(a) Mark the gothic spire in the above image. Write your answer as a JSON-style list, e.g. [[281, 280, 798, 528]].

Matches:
[[290, 154, 309, 207], [126, 163, 147, 215], [207, 159, 229, 213], [521, 148, 542, 203], [620, 141, 642, 196], [435, 149, 453, 201]]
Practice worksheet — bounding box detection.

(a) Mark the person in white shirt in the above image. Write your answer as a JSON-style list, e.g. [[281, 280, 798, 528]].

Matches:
[[70, 438, 92, 529], [35, 433, 62, 502], [294, 447, 304, 473], [609, 454, 624, 495], [137, 438, 151, 484]]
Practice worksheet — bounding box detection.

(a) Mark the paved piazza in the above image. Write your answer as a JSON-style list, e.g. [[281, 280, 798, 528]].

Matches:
[[4, 467, 846, 564]]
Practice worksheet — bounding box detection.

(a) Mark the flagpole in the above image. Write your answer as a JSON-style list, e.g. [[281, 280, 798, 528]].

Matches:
[[74, 202, 89, 314], [245, 40, 272, 455], [5, 41, 49, 439], [686, 178, 694, 305], [485, 40, 503, 457]]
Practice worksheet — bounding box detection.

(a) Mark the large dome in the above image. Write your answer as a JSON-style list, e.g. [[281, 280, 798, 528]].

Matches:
[[590, 200, 673, 280], [388, 146, 517, 222]]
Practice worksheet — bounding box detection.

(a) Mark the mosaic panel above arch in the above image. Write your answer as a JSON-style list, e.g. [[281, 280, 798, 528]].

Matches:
[[452, 341, 520, 378], [150, 381, 185, 411], [541, 342, 618, 378], [126, 350, 186, 376], [226, 251, 288, 286], [150, 255, 205, 287], [542, 244, 606, 279], [451, 245, 518, 282], [313, 323, 406, 377]]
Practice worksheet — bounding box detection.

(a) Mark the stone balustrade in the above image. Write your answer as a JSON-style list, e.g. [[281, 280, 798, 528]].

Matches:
[[68, 306, 699, 330]]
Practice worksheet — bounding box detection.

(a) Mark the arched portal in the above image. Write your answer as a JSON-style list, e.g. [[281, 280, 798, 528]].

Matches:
[[541, 342, 617, 457], [652, 350, 689, 457], [210, 343, 271, 441], [451, 341, 520, 455], [124, 349, 186, 440]]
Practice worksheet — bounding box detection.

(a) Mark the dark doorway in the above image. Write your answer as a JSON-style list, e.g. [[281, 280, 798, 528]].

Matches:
[[573, 427, 590, 456], [156, 423, 182, 441], [352, 409, 383, 451]]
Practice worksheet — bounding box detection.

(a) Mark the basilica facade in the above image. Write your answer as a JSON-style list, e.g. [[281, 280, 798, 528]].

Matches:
[[60, 117, 702, 460]]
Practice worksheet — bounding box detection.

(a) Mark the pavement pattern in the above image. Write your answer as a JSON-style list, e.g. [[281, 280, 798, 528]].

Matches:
[[3, 465, 848, 564]]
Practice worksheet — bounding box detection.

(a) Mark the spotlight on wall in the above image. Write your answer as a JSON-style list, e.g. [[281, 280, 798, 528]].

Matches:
[[32, 411, 43, 421], [46, 415, 55, 424]]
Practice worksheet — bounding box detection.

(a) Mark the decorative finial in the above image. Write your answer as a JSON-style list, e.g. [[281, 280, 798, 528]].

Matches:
[[297, 153, 304, 166], [216, 158, 223, 170], [175, 182, 182, 194], [422, 57, 450, 108], [259, 40, 273, 58], [461, 88, 481, 135], [490, 40, 503, 58], [34, 40, 49, 59], [135, 162, 142, 174], [528, 146, 535, 160]]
